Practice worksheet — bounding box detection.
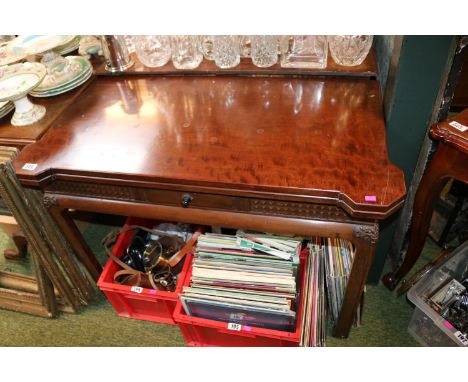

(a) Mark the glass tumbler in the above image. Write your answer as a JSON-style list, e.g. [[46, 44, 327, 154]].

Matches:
[[239, 36, 251, 57], [134, 36, 171, 68], [123, 35, 136, 53], [280, 36, 328, 69], [200, 35, 215, 60], [170, 35, 203, 70], [213, 36, 240, 69], [250, 35, 278, 68], [328, 35, 374, 66]]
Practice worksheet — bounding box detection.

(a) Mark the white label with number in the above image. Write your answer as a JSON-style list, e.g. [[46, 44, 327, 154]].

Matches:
[[22, 163, 38, 171], [449, 121, 468, 132], [454, 331, 468, 346], [130, 286, 143, 294], [227, 322, 242, 331]]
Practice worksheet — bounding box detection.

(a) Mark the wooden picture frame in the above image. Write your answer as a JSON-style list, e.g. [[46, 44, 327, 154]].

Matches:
[[0, 146, 94, 317]]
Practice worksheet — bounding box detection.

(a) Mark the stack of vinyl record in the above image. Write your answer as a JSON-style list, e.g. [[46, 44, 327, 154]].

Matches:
[[300, 244, 327, 347], [30, 56, 92, 98], [0, 101, 14, 120], [180, 231, 303, 332], [316, 237, 355, 322]]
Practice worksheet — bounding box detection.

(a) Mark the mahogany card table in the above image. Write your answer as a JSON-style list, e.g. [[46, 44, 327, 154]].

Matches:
[[13, 75, 406, 338]]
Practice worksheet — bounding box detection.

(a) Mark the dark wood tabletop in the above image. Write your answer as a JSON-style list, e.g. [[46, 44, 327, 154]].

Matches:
[[14, 75, 405, 219], [0, 80, 92, 150], [430, 107, 468, 154]]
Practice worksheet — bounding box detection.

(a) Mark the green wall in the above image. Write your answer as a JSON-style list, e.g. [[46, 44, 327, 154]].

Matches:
[[368, 35, 456, 283]]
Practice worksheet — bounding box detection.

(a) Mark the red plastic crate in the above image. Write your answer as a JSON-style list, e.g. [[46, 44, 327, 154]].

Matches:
[[97, 217, 192, 325], [173, 250, 307, 347]]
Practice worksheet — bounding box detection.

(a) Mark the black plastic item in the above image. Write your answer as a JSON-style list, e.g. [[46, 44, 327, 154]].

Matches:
[[121, 229, 150, 272], [120, 228, 185, 276], [430, 180, 468, 248]]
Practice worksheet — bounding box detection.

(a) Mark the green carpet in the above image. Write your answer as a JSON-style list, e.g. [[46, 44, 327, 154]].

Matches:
[[0, 216, 441, 346]]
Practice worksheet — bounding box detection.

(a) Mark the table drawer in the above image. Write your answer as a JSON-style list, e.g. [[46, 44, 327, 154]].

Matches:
[[47, 179, 353, 222]]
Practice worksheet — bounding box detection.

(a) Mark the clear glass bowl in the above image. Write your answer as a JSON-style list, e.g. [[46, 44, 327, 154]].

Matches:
[[280, 36, 328, 69], [328, 35, 373, 66], [134, 36, 171, 68]]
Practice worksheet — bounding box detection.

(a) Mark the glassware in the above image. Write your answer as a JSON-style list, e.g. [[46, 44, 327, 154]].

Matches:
[[134, 35, 171, 68], [101, 35, 134, 72], [124, 35, 136, 53], [170, 35, 203, 70], [200, 35, 215, 60], [280, 36, 328, 69], [327, 35, 374, 66], [213, 36, 240, 69], [239, 36, 251, 57], [250, 35, 278, 68]]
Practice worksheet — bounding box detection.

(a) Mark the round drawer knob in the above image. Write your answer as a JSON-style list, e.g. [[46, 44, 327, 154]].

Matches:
[[181, 193, 193, 208]]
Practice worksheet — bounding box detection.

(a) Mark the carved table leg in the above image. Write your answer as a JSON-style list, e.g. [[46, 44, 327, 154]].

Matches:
[[4, 230, 28, 259], [44, 195, 102, 281], [333, 222, 379, 338], [383, 144, 468, 290]]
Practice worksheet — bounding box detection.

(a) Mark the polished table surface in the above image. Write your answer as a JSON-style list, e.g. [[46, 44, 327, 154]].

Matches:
[[430, 107, 468, 153], [0, 82, 90, 150], [14, 76, 405, 219]]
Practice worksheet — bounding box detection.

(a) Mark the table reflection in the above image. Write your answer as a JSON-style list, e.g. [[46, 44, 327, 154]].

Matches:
[[25, 75, 396, 205]]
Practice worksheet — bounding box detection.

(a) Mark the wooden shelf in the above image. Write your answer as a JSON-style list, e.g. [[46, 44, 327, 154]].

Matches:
[[93, 48, 378, 79]]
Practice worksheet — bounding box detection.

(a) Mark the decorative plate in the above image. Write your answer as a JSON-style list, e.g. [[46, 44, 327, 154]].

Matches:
[[34, 56, 91, 92], [0, 101, 14, 118], [54, 36, 81, 55], [0, 62, 47, 102], [0, 42, 26, 67], [11, 103, 46, 126], [7, 35, 76, 56], [30, 67, 92, 97]]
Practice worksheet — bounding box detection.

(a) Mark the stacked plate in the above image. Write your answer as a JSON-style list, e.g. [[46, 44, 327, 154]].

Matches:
[[53, 36, 81, 56], [7, 35, 76, 56], [30, 56, 93, 98], [0, 42, 26, 67], [0, 100, 14, 120]]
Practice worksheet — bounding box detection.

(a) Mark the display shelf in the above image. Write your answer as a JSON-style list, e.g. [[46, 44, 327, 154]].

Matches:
[[93, 48, 378, 79]]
